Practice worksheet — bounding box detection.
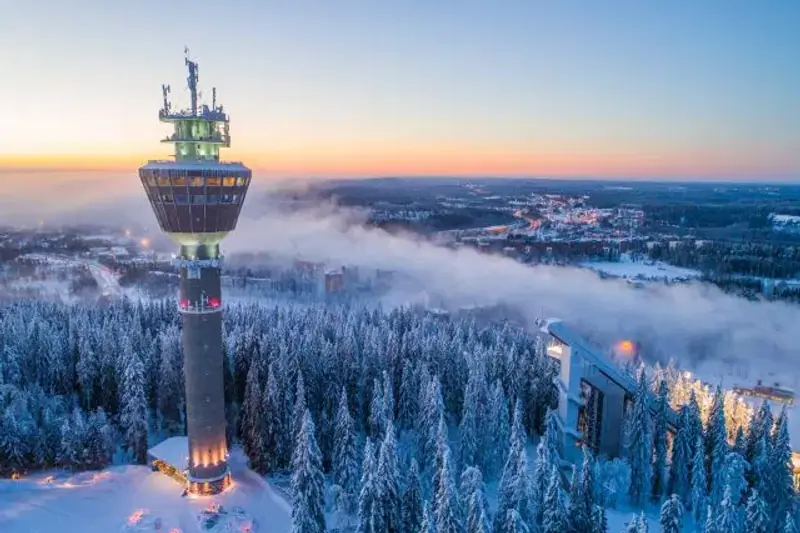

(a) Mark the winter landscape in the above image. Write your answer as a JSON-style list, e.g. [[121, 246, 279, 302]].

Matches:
[[2, 2, 799, 532]]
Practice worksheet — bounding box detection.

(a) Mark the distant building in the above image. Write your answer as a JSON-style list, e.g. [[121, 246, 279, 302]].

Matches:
[[324, 270, 344, 293]]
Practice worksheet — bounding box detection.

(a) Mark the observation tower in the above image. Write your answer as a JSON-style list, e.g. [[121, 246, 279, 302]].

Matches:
[[139, 51, 251, 495]]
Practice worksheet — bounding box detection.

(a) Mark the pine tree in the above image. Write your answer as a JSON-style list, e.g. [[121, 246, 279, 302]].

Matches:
[[628, 370, 652, 506], [370, 378, 387, 440], [421, 376, 444, 472], [358, 439, 377, 533], [488, 380, 510, 478], [263, 362, 285, 470], [722, 452, 748, 506], [459, 378, 479, 470], [691, 435, 708, 523], [770, 408, 794, 525], [591, 504, 608, 533], [501, 509, 528, 533], [743, 489, 769, 533], [383, 369, 395, 423], [493, 401, 531, 533], [398, 360, 418, 430], [659, 494, 684, 533], [466, 482, 491, 533], [715, 486, 740, 533], [402, 459, 424, 533], [541, 464, 568, 533], [569, 449, 594, 533], [420, 503, 434, 533], [119, 343, 148, 465], [292, 371, 307, 440], [704, 505, 717, 533], [707, 389, 728, 506], [531, 440, 549, 526], [333, 387, 359, 496], [651, 378, 669, 501], [291, 410, 326, 533], [241, 361, 264, 470], [668, 406, 692, 503], [374, 420, 401, 533], [784, 512, 798, 533], [434, 446, 463, 533]]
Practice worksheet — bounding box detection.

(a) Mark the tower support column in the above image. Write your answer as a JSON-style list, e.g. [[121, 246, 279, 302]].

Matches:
[[176, 245, 231, 495]]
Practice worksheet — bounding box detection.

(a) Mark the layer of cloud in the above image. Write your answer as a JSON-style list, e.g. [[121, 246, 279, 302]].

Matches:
[[227, 199, 800, 388]]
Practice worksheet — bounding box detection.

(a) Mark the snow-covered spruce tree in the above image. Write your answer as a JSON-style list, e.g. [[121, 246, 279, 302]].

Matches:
[[635, 512, 649, 533], [358, 439, 377, 533], [459, 367, 481, 471], [374, 420, 401, 533], [785, 512, 798, 533], [541, 464, 568, 533], [488, 380, 510, 479], [722, 452, 748, 506], [86, 408, 115, 469], [383, 369, 395, 423], [398, 359, 418, 431], [419, 502, 434, 533], [119, 340, 148, 465], [542, 408, 562, 467], [627, 370, 652, 506], [691, 435, 708, 522], [0, 409, 31, 474], [241, 361, 265, 470], [402, 459, 424, 533], [493, 401, 531, 533], [704, 505, 718, 533], [292, 371, 307, 441], [420, 376, 444, 473], [434, 446, 463, 533], [530, 440, 549, 524], [715, 486, 741, 533], [333, 386, 360, 496], [651, 378, 669, 502], [501, 509, 528, 533], [746, 402, 773, 483], [291, 410, 325, 533], [157, 325, 184, 436], [667, 405, 693, 503], [706, 388, 728, 505], [770, 407, 794, 526], [370, 378, 387, 441], [744, 488, 769, 533], [750, 430, 773, 504], [263, 361, 286, 471], [591, 504, 608, 533], [733, 427, 746, 458], [659, 494, 684, 533], [459, 467, 487, 518], [466, 488, 491, 533], [569, 448, 595, 533]]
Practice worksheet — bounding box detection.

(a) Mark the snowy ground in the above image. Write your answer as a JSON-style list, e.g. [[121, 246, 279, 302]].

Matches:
[[0, 452, 290, 533], [579, 258, 701, 282]]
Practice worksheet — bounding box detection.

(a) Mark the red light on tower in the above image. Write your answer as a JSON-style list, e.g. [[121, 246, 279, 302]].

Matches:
[[616, 339, 635, 357], [208, 296, 220, 308]]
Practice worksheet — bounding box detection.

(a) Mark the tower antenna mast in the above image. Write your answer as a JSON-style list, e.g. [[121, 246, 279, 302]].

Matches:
[[161, 84, 171, 115], [184, 46, 199, 115]]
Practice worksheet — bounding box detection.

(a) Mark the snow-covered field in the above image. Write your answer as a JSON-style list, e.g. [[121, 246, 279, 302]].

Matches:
[[579, 258, 701, 282], [0, 453, 290, 533]]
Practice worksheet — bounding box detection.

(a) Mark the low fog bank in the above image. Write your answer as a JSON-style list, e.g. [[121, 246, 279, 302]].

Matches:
[[227, 200, 800, 385]]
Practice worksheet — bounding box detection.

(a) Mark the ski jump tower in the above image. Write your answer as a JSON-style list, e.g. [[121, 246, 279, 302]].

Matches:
[[139, 51, 251, 495]]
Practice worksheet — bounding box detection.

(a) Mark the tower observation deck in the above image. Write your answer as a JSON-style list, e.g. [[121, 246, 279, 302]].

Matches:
[[138, 51, 251, 496]]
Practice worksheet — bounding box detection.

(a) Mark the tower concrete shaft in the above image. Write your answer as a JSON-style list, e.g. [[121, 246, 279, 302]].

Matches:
[[176, 245, 229, 494]]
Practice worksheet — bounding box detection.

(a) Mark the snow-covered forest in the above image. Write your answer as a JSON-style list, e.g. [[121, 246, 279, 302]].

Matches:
[[0, 299, 796, 532]]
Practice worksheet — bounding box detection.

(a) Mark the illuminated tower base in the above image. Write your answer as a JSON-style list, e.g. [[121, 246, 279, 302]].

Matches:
[[139, 51, 251, 495]]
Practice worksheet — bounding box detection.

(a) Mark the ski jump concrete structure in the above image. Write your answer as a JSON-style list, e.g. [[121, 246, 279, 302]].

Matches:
[[538, 318, 677, 465], [140, 52, 251, 496]]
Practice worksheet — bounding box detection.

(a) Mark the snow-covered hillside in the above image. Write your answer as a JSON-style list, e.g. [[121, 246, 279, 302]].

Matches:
[[0, 452, 290, 533]]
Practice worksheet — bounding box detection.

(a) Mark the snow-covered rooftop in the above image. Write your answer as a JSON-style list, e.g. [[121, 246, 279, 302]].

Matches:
[[147, 436, 189, 471]]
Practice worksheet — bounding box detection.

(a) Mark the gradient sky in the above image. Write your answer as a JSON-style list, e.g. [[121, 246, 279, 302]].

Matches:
[[1, 0, 798, 180]]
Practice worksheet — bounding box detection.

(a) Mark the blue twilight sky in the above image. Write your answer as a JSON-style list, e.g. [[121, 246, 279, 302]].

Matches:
[[0, 0, 798, 180]]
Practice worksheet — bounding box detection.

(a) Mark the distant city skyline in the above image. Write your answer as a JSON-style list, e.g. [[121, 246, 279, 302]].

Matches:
[[1, 0, 798, 180]]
